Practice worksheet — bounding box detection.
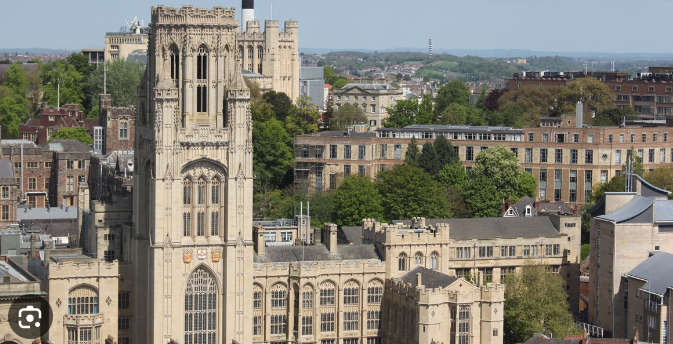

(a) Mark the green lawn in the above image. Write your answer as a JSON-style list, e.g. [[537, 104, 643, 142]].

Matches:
[[581, 244, 590, 261]]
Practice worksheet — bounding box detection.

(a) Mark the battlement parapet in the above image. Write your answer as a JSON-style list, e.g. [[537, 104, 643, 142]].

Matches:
[[152, 5, 236, 25]]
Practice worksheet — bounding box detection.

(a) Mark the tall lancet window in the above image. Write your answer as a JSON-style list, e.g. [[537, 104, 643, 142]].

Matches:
[[257, 45, 264, 74], [196, 45, 208, 113], [169, 44, 180, 87], [184, 268, 217, 343]]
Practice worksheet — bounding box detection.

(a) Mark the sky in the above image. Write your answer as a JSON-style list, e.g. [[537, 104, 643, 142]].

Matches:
[[3, 0, 673, 54]]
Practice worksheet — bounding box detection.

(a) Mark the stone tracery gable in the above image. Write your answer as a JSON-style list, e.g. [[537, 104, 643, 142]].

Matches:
[[180, 158, 227, 181]]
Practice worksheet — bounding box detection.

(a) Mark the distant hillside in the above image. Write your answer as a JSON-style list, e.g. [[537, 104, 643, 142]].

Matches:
[[0, 48, 76, 55]]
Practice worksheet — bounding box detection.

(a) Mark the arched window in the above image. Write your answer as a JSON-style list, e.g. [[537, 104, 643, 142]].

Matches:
[[247, 45, 254, 59], [270, 284, 287, 309], [343, 280, 359, 305], [319, 281, 336, 306], [68, 285, 99, 315], [430, 252, 438, 270], [414, 253, 423, 266], [183, 178, 192, 205], [367, 280, 383, 304], [196, 45, 208, 80], [253, 285, 263, 336], [257, 45, 264, 60], [185, 268, 217, 343], [302, 285, 314, 309], [183, 178, 193, 237], [197, 178, 206, 205], [170, 44, 180, 87], [398, 253, 407, 272]]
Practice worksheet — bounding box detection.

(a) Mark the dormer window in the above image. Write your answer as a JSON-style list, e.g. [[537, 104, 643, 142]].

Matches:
[[507, 208, 514, 216], [525, 206, 532, 217]]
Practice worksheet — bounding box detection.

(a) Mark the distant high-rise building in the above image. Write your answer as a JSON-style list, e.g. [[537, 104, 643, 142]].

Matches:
[[429, 37, 433, 57]]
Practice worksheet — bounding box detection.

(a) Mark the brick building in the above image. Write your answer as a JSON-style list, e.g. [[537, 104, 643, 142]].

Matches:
[[507, 68, 673, 117], [295, 115, 673, 208], [99, 94, 136, 154], [48, 139, 92, 207], [19, 104, 98, 145], [1, 140, 52, 208], [0, 160, 18, 228]]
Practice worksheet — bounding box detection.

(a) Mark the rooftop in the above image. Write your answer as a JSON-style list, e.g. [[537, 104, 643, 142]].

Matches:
[[0, 259, 34, 282], [43, 139, 92, 153], [17, 206, 79, 221], [0, 160, 14, 179], [398, 266, 458, 289], [625, 251, 673, 296], [254, 244, 381, 263], [393, 216, 563, 240]]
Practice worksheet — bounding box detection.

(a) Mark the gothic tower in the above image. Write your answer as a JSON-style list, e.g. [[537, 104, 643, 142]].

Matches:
[[132, 6, 253, 344]]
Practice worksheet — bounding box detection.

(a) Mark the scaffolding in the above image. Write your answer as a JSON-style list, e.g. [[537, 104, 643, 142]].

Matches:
[[294, 139, 339, 195]]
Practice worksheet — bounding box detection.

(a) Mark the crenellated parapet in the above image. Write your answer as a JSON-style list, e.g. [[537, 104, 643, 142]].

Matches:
[[151, 5, 237, 25]]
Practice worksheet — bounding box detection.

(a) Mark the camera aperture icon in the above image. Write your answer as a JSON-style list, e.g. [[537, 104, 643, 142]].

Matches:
[[9, 294, 52, 339]]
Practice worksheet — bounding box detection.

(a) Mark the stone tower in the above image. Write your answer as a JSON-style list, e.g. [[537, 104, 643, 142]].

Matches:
[[132, 5, 253, 344]]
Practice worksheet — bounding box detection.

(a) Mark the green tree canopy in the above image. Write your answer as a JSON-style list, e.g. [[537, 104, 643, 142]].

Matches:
[[0, 86, 28, 139], [504, 264, 582, 343], [3, 63, 29, 97], [436, 103, 482, 126], [253, 119, 294, 190], [437, 163, 469, 189], [561, 77, 614, 119], [471, 146, 536, 201], [645, 167, 673, 198], [331, 104, 367, 130], [383, 94, 433, 128], [86, 59, 145, 112], [496, 86, 563, 127], [417, 142, 440, 175], [463, 176, 502, 218], [263, 91, 293, 121], [333, 175, 384, 227], [324, 66, 349, 89], [49, 127, 93, 145], [284, 97, 320, 136], [434, 80, 470, 116], [41, 60, 85, 108], [404, 137, 420, 166], [377, 164, 451, 220]]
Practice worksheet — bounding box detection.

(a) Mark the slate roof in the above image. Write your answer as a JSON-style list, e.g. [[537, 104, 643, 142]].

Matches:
[[43, 139, 91, 153], [17, 207, 78, 221], [521, 337, 579, 344], [304, 131, 376, 138], [394, 216, 562, 240], [513, 196, 535, 217], [398, 266, 457, 289], [0, 160, 14, 179], [340, 226, 363, 244], [254, 244, 382, 263], [539, 200, 572, 215], [596, 196, 654, 223], [0, 139, 37, 148], [341, 83, 397, 91], [625, 251, 673, 296]]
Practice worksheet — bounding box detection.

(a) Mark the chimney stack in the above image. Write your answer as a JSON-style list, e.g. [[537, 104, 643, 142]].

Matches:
[[576, 101, 584, 128], [324, 224, 338, 254], [253, 225, 265, 256], [241, 0, 254, 32]]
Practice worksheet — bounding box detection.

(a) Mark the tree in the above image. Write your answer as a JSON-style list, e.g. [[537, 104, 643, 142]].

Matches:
[[0, 86, 28, 139], [41, 60, 85, 107], [592, 106, 630, 126], [384, 99, 421, 128], [496, 86, 562, 127], [377, 164, 451, 220], [308, 191, 337, 227], [263, 91, 293, 121], [437, 163, 469, 189], [284, 97, 320, 136], [417, 142, 441, 175], [471, 146, 536, 202], [463, 177, 502, 218], [434, 135, 458, 166], [3, 63, 29, 97], [437, 103, 482, 125], [645, 167, 673, 197], [86, 59, 145, 111], [331, 104, 367, 130], [49, 127, 93, 145], [253, 119, 294, 189], [251, 101, 276, 122], [504, 264, 581, 343], [66, 53, 94, 76], [324, 66, 349, 89], [434, 80, 470, 116], [561, 78, 613, 119], [404, 137, 420, 166], [418, 93, 434, 124], [333, 175, 383, 227]]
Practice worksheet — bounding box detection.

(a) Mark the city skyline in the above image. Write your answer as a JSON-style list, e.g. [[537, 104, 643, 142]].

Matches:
[[3, 0, 673, 54]]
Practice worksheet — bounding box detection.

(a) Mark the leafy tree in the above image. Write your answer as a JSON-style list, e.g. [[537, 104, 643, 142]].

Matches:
[[0, 86, 28, 139], [418, 93, 434, 124], [3, 64, 29, 97], [471, 146, 536, 202], [483, 88, 506, 112], [437, 163, 468, 189], [377, 164, 451, 220], [504, 264, 582, 343], [384, 99, 421, 128], [463, 177, 502, 218], [244, 76, 263, 104], [404, 137, 420, 166], [86, 59, 145, 109], [434, 80, 470, 116], [49, 127, 93, 145], [589, 174, 625, 204], [645, 167, 673, 198], [331, 104, 367, 130], [41, 60, 85, 107], [66, 53, 94, 76], [263, 91, 293, 121], [434, 135, 458, 166], [417, 142, 441, 175], [446, 187, 472, 218], [251, 101, 276, 122], [324, 66, 349, 89], [593, 106, 631, 126], [253, 119, 293, 189], [333, 175, 383, 227], [284, 97, 320, 136], [437, 103, 482, 125], [561, 78, 613, 119], [497, 86, 563, 126], [308, 191, 337, 227]]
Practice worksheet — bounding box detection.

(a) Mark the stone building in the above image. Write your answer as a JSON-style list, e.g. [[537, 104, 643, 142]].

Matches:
[[0, 256, 44, 343], [588, 174, 673, 338], [105, 17, 149, 62], [237, 19, 300, 102], [333, 79, 404, 128], [294, 115, 673, 207], [622, 252, 673, 343]]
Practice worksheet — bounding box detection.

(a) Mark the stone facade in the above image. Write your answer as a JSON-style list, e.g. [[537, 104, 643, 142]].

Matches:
[[333, 79, 404, 128], [0, 160, 18, 227], [0, 256, 44, 343], [588, 174, 673, 338], [131, 5, 254, 344], [295, 117, 673, 207], [238, 19, 300, 102]]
